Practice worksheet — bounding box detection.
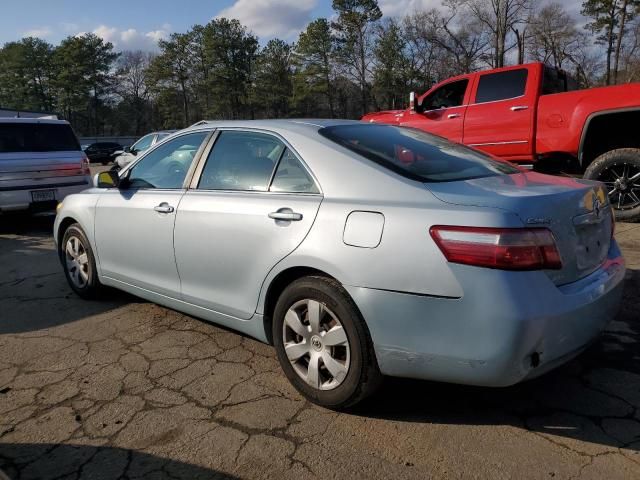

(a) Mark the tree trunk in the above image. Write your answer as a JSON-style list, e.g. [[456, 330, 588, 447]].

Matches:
[[614, 0, 629, 85]]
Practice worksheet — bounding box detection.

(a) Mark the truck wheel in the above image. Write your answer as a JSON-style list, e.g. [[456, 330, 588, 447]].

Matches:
[[584, 148, 640, 222]]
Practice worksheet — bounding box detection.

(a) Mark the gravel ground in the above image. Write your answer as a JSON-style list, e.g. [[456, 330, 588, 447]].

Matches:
[[0, 213, 638, 480]]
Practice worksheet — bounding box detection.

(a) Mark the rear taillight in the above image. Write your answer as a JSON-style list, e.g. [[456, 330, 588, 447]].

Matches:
[[81, 154, 90, 175], [430, 226, 562, 271]]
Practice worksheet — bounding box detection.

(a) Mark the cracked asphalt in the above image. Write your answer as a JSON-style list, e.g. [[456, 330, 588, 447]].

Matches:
[[0, 214, 639, 480]]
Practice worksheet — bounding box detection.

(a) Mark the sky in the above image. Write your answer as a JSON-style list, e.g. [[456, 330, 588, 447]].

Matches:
[[0, 0, 585, 51]]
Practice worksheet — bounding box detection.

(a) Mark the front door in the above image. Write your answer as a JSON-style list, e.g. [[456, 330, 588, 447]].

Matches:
[[94, 131, 209, 296], [174, 130, 323, 320], [401, 78, 469, 143]]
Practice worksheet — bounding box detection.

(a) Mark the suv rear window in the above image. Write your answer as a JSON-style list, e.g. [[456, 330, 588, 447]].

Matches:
[[319, 124, 519, 182], [0, 123, 80, 153]]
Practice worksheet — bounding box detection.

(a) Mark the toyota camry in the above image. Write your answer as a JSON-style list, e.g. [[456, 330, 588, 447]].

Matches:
[[54, 120, 625, 408]]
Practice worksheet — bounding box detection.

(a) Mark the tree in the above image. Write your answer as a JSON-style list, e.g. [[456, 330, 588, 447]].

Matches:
[[203, 18, 259, 119], [529, 3, 582, 69], [582, 0, 640, 84], [332, 0, 383, 115], [462, 0, 532, 68], [372, 19, 412, 110], [53, 34, 117, 134], [293, 18, 337, 117], [114, 51, 155, 135], [254, 39, 293, 117], [0, 37, 55, 112]]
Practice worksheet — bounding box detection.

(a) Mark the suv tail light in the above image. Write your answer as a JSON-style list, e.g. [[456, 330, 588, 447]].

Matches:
[[81, 154, 90, 175], [430, 226, 562, 271]]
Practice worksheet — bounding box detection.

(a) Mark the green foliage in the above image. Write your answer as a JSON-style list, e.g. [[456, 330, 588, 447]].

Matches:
[[254, 39, 293, 118]]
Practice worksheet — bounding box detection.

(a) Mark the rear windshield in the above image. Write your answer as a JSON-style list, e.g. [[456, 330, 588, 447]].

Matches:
[[319, 124, 519, 182], [0, 123, 80, 153]]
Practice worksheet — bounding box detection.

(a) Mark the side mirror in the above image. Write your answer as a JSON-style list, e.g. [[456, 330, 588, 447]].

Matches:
[[410, 92, 424, 113], [124, 146, 131, 153], [94, 170, 120, 188]]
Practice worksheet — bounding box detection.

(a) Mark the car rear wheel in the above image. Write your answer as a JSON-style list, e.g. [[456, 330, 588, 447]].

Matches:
[[584, 148, 640, 222], [272, 276, 382, 409], [60, 224, 102, 298]]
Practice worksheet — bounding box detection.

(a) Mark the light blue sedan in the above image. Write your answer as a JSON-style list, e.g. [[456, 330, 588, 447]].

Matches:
[[54, 120, 625, 408]]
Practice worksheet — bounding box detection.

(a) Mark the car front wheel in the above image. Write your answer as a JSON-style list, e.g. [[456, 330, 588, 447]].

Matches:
[[272, 276, 382, 409], [60, 224, 102, 298]]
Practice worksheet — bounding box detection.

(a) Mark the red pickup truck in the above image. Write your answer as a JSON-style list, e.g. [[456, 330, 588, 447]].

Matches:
[[362, 62, 640, 221]]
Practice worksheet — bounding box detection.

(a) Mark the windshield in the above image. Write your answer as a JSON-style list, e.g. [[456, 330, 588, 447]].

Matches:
[[0, 123, 80, 153], [319, 124, 519, 182]]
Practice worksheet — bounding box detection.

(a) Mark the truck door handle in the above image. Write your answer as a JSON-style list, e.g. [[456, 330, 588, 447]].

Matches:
[[154, 202, 174, 214], [510, 105, 528, 111], [447, 113, 461, 119], [269, 209, 303, 222]]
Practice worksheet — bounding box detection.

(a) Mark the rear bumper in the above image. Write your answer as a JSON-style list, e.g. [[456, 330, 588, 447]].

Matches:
[[346, 241, 625, 387], [0, 177, 90, 212]]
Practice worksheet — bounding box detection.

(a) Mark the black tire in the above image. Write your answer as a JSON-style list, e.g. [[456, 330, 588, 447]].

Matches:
[[272, 276, 382, 409], [584, 148, 640, 222], [60, 223, 102, 298]]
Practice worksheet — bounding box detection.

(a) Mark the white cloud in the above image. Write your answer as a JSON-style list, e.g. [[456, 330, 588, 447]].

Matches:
[[88, 24, 170, 51], [216, 0, 317, 39], [23, 26, 53, 38], [378, 0, 443, 17]]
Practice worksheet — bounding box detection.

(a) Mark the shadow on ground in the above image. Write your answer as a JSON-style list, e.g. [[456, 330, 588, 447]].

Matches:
[[0, 214, 140, 334], [0, 443, 238, 480]]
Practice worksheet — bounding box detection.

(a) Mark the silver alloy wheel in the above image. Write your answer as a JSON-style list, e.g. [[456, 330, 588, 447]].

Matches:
[[282, 299, 350, 391], [65, 236, 89, 289]]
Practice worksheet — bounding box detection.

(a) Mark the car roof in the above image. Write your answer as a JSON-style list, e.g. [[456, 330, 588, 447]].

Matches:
[[184, 119, 362, 136], [0, 117, 70, 125]]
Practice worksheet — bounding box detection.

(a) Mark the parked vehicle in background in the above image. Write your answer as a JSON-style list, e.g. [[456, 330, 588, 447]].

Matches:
[[0, 118, 90, 214], [55, 120, 624, 408], [362, 62, 640, 221], [113, 130, 176, 170], [83, 142, 122, 165]]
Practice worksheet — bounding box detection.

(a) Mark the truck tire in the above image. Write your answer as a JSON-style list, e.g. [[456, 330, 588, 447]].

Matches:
[[584, 148, 640, 222]]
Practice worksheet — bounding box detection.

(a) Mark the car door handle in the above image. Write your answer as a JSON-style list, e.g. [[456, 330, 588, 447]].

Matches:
[[269, 210, 303, 221], [154, 202, 174, 214], [447, 113, 461, 119], [510, 105, 529, 111]]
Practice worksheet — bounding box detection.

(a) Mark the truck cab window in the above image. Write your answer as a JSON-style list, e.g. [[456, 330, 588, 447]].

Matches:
[[422, 80, 468, 111], [475, 69, 528, 103]]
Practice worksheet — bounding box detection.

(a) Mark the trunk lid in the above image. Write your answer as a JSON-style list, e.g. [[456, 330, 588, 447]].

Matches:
[[425, 171, 613, 285], [0, 151, 87, 181]]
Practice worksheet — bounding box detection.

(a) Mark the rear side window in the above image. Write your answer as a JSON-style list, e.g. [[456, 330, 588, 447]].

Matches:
[[270, 148, 319, 193], [475, 69, 528, 103], [320, 124, 519, 183], [0, 123, 80, 153], [198, 131, 281, 191]]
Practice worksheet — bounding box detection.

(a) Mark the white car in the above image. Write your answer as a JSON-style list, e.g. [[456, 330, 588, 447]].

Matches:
[[114, 130, 176, 169], [0, 118, 91, 213]]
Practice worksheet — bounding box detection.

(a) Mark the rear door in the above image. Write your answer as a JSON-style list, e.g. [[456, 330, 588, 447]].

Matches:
[[463, 67, 536, 160], [174, 129, 322, 319], [401, 78, 470, 142]]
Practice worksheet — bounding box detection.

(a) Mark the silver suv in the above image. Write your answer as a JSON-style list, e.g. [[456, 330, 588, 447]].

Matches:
[[0, 118, 91, 213]]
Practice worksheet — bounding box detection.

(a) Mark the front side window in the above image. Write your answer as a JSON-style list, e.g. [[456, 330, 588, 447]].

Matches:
[[198, 131, 282, 191], [320, 124, 519, 183], [126, 132, 208, 189], [270, 148, 319, 193], [475, 69, 528, 103], [131, 134, 155, 153], [423, 80, 468, 111]]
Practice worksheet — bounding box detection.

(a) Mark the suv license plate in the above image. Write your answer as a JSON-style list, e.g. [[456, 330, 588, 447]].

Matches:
[[31, 189, 56, 202]]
